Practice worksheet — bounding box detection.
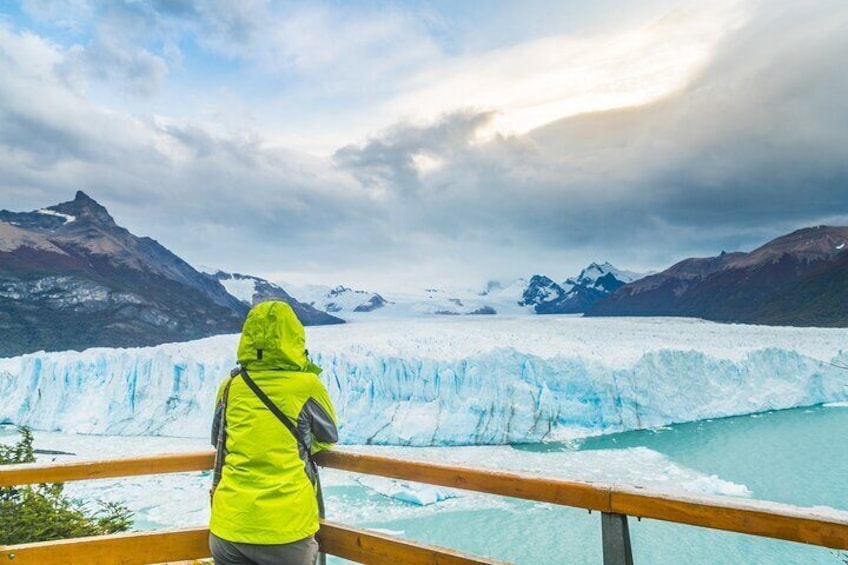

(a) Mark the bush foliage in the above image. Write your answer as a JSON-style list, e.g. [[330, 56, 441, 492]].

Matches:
[[0, 427, 133, 545]]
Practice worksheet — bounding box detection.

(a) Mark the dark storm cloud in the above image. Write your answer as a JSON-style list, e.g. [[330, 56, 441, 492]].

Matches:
[[336, 0, 848, 264], [0, 111, 101, 167], [606, 0, 848, 245], [333, 110, 495, 194]]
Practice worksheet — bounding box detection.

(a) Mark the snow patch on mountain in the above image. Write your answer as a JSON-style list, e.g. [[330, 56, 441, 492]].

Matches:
[[37, 209, 77, 223], [216, 274, 258, 304]]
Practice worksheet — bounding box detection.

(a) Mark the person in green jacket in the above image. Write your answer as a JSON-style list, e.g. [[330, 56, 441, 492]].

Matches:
[[209, 300, 339, 565]]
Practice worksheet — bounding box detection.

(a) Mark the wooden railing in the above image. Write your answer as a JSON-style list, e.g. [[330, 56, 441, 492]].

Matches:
[[1, 450, 847, 564]]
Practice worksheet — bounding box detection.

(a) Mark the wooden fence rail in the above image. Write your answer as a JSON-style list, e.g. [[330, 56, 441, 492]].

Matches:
[[0, 523, 508, 565], [314, 451, 848, 550], [1, 449, 847, 564]]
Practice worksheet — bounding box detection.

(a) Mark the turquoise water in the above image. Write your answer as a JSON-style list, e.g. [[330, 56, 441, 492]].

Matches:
[[4, 407, 847, 563], [327, 405, 848, 564]]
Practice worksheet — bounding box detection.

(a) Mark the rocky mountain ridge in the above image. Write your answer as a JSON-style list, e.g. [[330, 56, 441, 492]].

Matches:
[[587, 226, 848, 326], [205, 270, 343, 325], [0, 192, 339, 357], [519, 262, 645, 314]]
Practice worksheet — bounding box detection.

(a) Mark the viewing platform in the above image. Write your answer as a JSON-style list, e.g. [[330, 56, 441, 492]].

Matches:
[[1, 450, 847, 564]]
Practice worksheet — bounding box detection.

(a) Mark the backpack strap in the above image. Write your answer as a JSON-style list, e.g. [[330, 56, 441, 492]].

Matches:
[[211, 370, 238, 497], [239, 368, 314, 467], [239, 368, 326, 504]]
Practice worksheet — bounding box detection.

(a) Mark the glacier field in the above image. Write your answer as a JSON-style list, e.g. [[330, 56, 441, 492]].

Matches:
[[1, 316, 847, 445]]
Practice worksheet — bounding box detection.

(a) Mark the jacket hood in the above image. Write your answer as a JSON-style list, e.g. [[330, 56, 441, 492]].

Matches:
[[237, 301, 321, 373]]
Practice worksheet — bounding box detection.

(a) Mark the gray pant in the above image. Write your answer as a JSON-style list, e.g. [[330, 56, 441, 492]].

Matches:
[[210, 532, 319, 565]]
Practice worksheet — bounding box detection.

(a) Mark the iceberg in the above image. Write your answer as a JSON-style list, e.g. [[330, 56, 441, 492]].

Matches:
[[1, 317, 846, 445], [355, 476, 459, 506]]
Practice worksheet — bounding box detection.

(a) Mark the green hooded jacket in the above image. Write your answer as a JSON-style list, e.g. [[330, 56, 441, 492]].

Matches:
[[210, 301, 338, 544]]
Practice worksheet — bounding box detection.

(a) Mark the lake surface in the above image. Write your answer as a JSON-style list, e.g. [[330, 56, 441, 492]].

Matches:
[[333, 405, 848, 564], [2, 404, 846, 564]]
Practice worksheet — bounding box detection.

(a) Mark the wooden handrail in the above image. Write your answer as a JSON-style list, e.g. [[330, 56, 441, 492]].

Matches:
[[0, 522, 507, 565], [317, 522, 508, 565], [314, 450, 610, 510], [314, 451, 848, 550], [0, 451, 215, 487], [1, 448, 847, 560], [0, 527, 209, 565], [611, 485, 848, 552]]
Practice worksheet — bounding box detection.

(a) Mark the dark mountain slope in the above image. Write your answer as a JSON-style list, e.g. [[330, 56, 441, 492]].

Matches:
[[0, 192, 337, 357], [519, 263, 646, 314], [587, 226, 848, 326]]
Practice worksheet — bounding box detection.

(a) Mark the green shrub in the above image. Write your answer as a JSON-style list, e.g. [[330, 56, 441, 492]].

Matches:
[[0, 427, 133, 545]]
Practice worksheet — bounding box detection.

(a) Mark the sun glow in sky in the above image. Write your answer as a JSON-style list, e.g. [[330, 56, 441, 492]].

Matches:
[[391, 1, 750, 142]]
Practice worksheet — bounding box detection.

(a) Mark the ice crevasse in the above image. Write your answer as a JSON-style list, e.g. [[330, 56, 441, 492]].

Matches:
[[0, 317, 846, 445]]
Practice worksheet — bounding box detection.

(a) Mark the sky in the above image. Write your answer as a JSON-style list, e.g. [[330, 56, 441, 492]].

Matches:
[[1, 0, 847, 293]]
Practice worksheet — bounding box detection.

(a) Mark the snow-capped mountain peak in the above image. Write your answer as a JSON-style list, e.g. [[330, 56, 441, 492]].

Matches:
[[519, 275, 568, 312], [201, 268, 344, 326], [283, 283, 389, 315], [571, 261, 644, 288]]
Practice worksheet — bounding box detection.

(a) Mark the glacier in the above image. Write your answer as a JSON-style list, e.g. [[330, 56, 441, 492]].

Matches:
[[1, 316, 847, 445]]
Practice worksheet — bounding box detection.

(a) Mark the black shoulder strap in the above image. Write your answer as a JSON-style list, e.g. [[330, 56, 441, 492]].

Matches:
[[239, 368, 313, 461], [211, 373, 238, 493]]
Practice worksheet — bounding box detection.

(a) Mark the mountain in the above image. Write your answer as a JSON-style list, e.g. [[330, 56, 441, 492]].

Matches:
[[0, 191, 329, 358], [519, 275, 571, 314], [206, 270, 343, 325], [519, 263, 646, 314], [587, 226, 848, 326], [569, 262, 644, 291], [286, 284, 389, 315], [325, 286, 388, 313]]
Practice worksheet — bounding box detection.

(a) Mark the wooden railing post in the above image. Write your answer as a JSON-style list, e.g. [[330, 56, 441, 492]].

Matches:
[[601, 512, 634, 565]]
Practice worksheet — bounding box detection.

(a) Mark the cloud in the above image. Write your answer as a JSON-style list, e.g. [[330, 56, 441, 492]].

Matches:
[[2, 1, 848, 291], [61, 40, 168, 96], [387, 0, 751, 137], [0, 24, 375, 246], [334, 110, 496, 195], [159, 0, 269, 58], [322, 0, 848, 277]]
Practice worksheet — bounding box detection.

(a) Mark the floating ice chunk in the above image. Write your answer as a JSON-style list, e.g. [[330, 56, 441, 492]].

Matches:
[[674, 474, 752, 497], [356, 475, 460, 506], [824, 402, 848, 408], [368, 528, 405, 536]]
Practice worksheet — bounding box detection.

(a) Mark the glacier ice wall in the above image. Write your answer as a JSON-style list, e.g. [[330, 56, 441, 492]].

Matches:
[[318, 346, 848, 445], [1, 318, 847, 445]]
